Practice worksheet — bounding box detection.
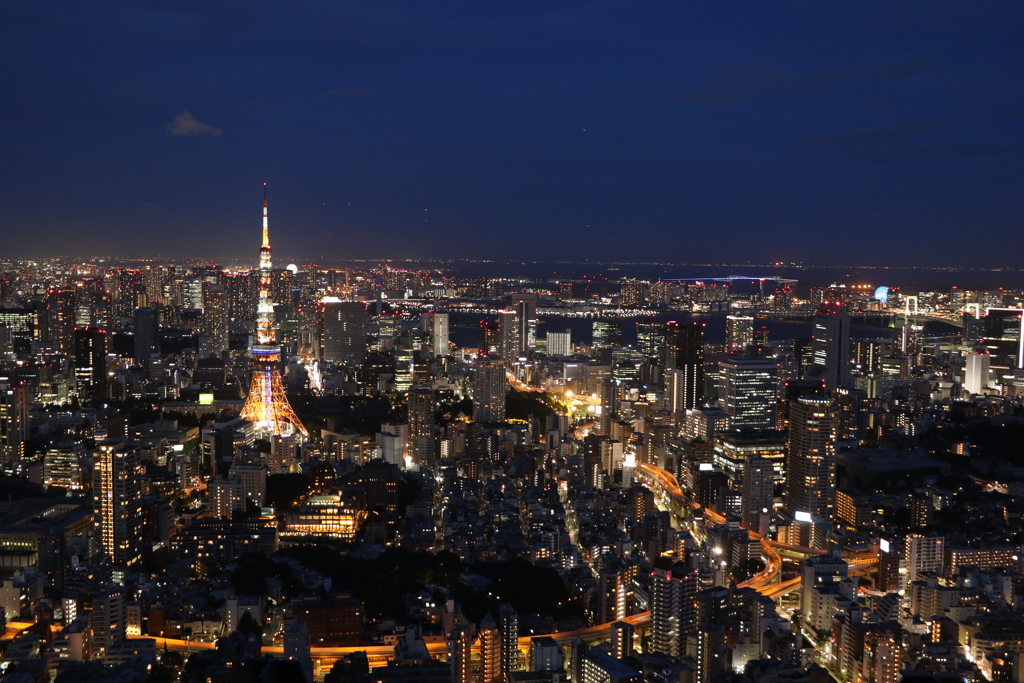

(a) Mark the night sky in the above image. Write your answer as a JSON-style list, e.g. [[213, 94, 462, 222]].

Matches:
[[3, 1, 1023, 264]]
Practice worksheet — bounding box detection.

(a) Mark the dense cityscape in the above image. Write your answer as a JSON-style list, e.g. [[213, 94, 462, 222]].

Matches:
[[0, 193, 1022, 683]]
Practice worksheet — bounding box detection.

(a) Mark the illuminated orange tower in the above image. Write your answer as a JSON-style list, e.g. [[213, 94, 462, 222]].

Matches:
[[240, 185, 309, 438]]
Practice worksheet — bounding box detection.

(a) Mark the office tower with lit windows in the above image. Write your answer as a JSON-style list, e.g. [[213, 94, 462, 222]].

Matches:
[[479, 320, 500, 355], [664, 321, 704, 410], [240, 187, 308, 438], [806, 302, 852, 389], [512, 294, 538, 354], [718, 358, 778, 430], [546, 330, 571, 357], [725, 315, 754, 352], [498, 309, 520, 362], [965, 341, 991, 395], [74, 327, 108, 403], [785, 396, 838, 523], [636, 322, 665, 360], [44, 441, 85, 490], [408, 386, 435, 466], [592, 320, 622, 350], [94, 440, 143, 568], [322, 298, 368, 364], [981, 308, 1024, 370], [201, 282, 229, 358], [0, 379, 29, 464], [473, 356, 506, 423], [46, 289, 77, 353], [740, 456, 775, 531], [432, 312, 449, 357]]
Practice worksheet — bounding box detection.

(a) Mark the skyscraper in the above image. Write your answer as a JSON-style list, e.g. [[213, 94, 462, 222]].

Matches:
[[512, 294, 538, 354], [664, 321, 705, 411], [498, 309, 520, 362], [322, 298, 368, 364], [201, 282, 229, 359], [432, 312, 450, 357], [740, 456, 775, 532], [240, 186, 308, 438], [133, 305, 159, 364], [785, 396, 837, 523], [965, 341, 991, 395], [0, 379, 28, 464], [592, 320, 622, 350], [473, 356, 506, 423], [717, 358, 778, 430], [94, 440, 143, 568], [74, 327, 108, 403], [806, 302, 852, 389], [725, 315, 754, 352], [408, 386, 435, 466]]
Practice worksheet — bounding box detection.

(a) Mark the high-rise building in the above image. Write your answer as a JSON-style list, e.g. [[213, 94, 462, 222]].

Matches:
[[201, 283, 229, 358], [479, 320, 500, 355], [0, 379, 29, 464], [697, 624, 726, 683], [610, 621, 634, 659], [905, 534, 945, 589], [664, 322, 704, 410], [239, 187, 308, 438], [91, 586, 125, 661], [432, 312, 450, 357], [799, 554, 848, 615], [447, 625, 472, 683], [473, 356, 506, 423], [479, 613, 502, 683], [500, 604, 519, 676], [981, 308, 1024, 370], [44, 441, 85, 490], [649, 565, 698, 658], [498, 310, 520, 362], [786, 396, 837, 523], [636, 322, 665, 360], [740, 456, 775, 532], [965, 341, 991, 394], [717, 358, 778, 430], [725, 315, 754, 352], [547, 330, 572, 357], [593, 321, 622, 350], [513, 294, 538, 354], [806, 302, 852, 389], [46, 289, 77, 354], [94, 440, 143, 568], [74, 327, 108, 403], [322, 298, 368, 364], [408, 386, 435, 466], [133, 306, 159, 364]]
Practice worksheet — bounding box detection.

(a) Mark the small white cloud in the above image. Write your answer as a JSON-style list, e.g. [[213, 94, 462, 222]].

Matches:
[[167, 111, 222, 137]]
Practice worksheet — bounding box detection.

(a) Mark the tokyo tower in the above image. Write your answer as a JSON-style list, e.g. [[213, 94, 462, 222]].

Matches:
[[239, 185, 309, 438]]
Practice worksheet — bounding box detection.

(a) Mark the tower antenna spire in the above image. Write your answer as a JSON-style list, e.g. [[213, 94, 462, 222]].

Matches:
[[242, 182, 308, 438]]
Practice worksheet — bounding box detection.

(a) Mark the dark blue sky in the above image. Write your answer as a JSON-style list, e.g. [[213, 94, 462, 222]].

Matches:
[[3, 1, 1023, 265]]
